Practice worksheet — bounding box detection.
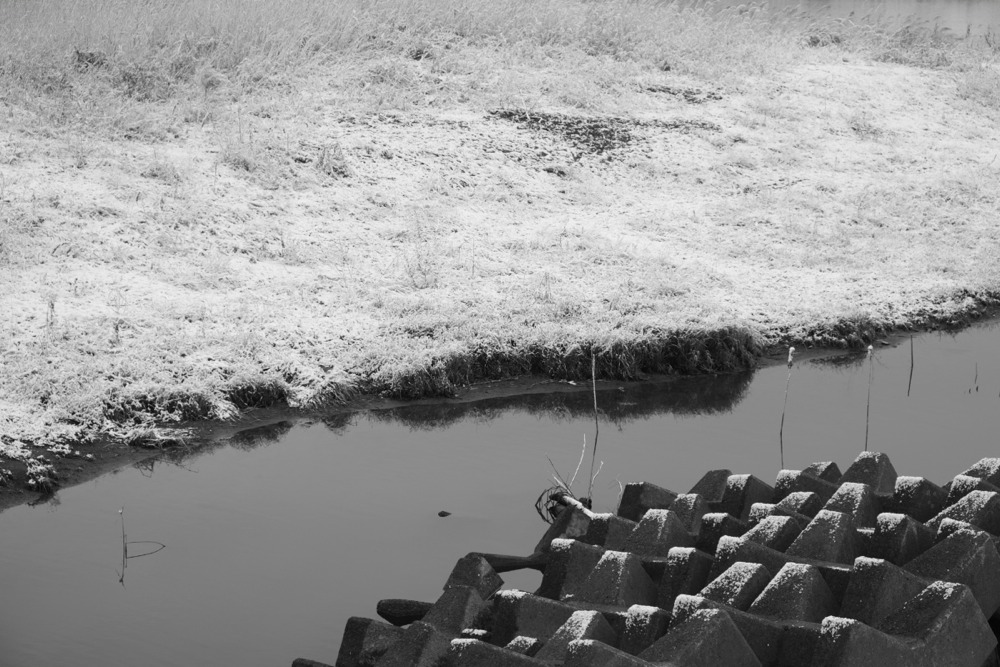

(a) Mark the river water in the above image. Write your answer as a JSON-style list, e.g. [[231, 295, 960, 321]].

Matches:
[[1, 319, 999, 666]]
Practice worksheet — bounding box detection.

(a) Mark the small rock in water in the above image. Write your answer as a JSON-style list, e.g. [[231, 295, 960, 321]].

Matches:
[[438, 511, 452, 517]]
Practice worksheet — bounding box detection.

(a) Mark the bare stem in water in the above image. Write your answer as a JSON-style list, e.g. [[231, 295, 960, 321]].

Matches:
[[779, 347, 795, 469], [907, 334, 914, 397], [587, 352, 599, 504], [865, 345, 874, 451]]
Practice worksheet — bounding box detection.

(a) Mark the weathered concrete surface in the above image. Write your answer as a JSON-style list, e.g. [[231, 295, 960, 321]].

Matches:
[[330, 453, 1000, 667]]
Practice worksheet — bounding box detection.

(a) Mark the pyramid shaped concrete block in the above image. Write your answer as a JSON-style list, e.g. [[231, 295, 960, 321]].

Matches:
[[336, 617, 405, 667], [505, 636, 544, 656], [959, 458, 1000, 488], [927, 490, 1000, 536], [823, 482, 880, 529], [374, 621, 452, 667], [905, 528, 1000, 618], [747, 562, 837, 623], [748, 502, 810, 531], [639, 607, 761, 667], [688, 469, 732, 503], [617, 482, 678, 522], [776, 491, 825, 518], [536, 539, 605, 601], [669, 493, 709, 534], [840, 556, 930, 627], [535, 507, 592, 554], [803, 461, 843, 483], [719, 474, 775, 522], [841, 452, 897, 495], [712, 535, 792, 582], [565, 639, 652, 667], [618, 604, 671, 656], [421, 585, 488, 635], [945, 475, 1000, 508], [445, 553, 504, 600], [696, 512, 748, 554], [622, 509, 693, 558], [491, 590, 578, 647], [700, 561, 772, 610], [533, 610, 618, 663], [786, 510, 861, 564], [774, 470, 840, 505], [585, 513, 637, 550], [884, 476, 948, 523], [568, 550, 658, 608], [744, 515, 803, 551], [448, 639, 548, 666], [658, 546, 714, 609], [868, 513, 934, 566]]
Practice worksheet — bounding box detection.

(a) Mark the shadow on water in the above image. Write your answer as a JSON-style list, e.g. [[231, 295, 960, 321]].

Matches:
[[358, 371, 755, 433]]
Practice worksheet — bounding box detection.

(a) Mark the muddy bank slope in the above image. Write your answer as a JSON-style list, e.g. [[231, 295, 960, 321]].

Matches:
[[1, 1, 1000, 493]]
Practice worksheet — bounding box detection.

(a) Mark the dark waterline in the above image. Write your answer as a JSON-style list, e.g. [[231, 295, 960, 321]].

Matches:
[[1, 321, 999, 666]]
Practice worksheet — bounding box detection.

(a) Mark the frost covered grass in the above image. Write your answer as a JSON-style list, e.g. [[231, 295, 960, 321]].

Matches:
[[0, 0, 999, 460]]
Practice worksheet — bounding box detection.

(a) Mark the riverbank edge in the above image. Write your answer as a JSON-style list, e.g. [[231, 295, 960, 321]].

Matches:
[[2, 288, 998, 513]]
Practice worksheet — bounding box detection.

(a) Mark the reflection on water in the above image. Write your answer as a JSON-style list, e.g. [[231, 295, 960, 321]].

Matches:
[[1, 321, 999, 667]]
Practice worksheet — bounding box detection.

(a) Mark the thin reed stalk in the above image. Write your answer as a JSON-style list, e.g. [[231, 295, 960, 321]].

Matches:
[[587, 351, 599, 505], [865, 345, 874, 451], [778, 346, 794, 469]]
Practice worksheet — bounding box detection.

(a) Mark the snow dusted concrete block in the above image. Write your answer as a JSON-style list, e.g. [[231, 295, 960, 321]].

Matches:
[[688, 469, 732, 503], [840, 557, 931, 627], [945, 475, 1000, 508], [335, 617, 405, 667], [814, 582, 996, 667], [491, 590, 578, 647], [621, 509, 693, 558], [747, 562, 837, 623], [445, 553, 504, 600], [927, 490, 1000, 536], [505, 636, 543, 656], [823, 482, 880, 529], [669, 493, 709, 534], [534, 507, 592, 554], [374, 621, 452, 667], [786, 510, 861, 565], [671, 594, 822, 667], [905, 527, 1000, 617], [584, 513, 637, 550], [748, 503, 810, 531], [774, 470, 840, 505], [776, 491, 825, 518], [448, 639, 548, 666], [719, 474, 775, 522], [565, 550, 658, 608], [536, 539, 605, 601], [840, 452, 898, 496], [959, 458, 1000, 488], [564, 639, 652, 667], [700, 561, 772, 611], [743, 515, 803, 552], [639, 607, 761, 667], [713, 534, 853, 606], [658, 546, 714, 608], [421, 586, 489, 635], [695, 512, 748, 554], [533, 610, 618, 663], [617, 482, 678, 522], [620, 604, 671, 655], [884, 476, 948, 523], [803, 461, 843, 484], [868, 513, 934, 566]]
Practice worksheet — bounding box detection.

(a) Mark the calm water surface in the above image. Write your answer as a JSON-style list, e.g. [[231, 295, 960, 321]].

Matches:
[[2, 321, 1000, 666]]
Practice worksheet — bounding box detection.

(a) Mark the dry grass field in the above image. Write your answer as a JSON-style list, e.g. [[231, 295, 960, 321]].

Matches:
[[1, 0, 999, 486]]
